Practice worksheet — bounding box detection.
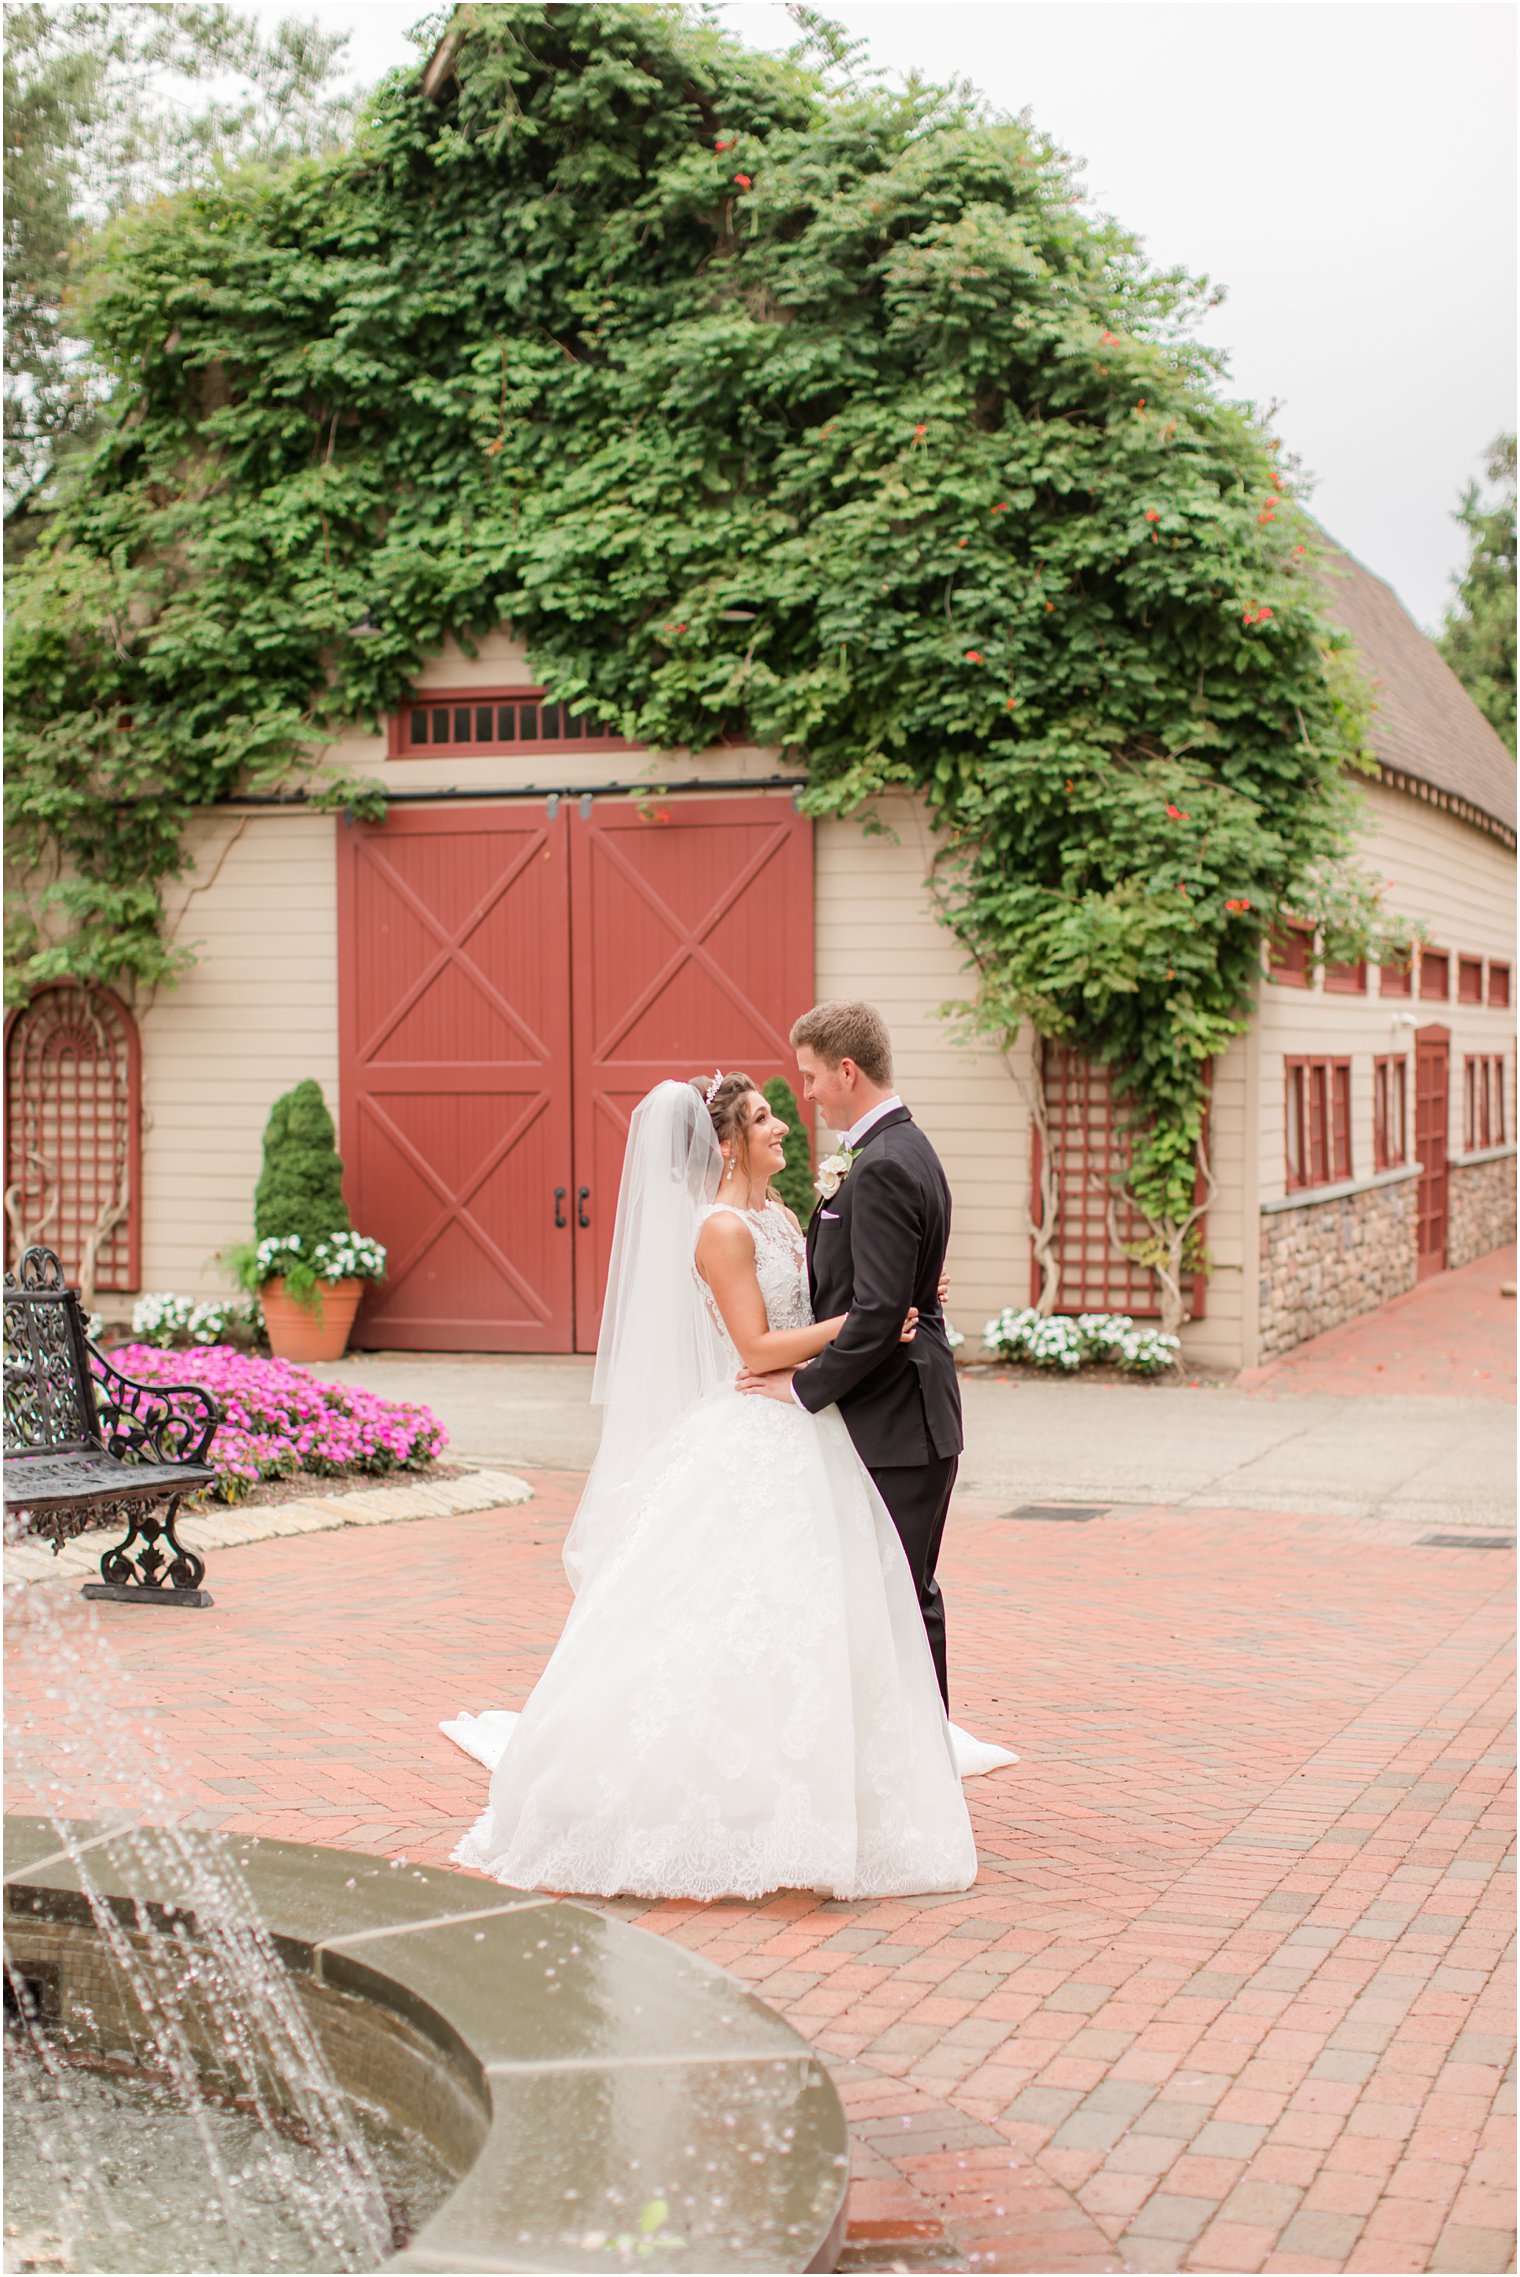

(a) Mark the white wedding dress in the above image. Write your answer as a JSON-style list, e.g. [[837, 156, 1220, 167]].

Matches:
[[444, 1190, 1015, 1904]]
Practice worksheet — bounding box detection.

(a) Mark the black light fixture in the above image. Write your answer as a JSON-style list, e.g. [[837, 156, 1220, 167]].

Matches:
[[347, 604, 383, 640]]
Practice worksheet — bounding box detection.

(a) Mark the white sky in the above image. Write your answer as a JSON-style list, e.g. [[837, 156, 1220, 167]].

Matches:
[[260, 0, 1516, 635]]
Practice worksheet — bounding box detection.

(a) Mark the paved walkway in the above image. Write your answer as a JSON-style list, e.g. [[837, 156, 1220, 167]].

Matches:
[[1237, 1247, 1516, 1402], [313, 1246, 1518, 1532], [9, 1478, 1514, 2275]]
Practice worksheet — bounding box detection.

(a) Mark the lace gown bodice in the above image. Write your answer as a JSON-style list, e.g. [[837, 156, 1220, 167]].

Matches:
[[698, 1199, 813, 1355]]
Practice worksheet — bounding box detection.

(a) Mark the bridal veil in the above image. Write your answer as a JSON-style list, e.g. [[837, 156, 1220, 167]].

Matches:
[[562, 1080, 730, 1591]]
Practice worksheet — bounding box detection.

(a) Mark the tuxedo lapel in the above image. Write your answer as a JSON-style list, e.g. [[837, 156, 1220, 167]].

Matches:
[[805, 1108, 911, 1301]]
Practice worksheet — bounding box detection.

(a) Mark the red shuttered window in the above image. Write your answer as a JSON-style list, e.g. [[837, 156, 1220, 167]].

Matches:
[[1285, 1057, 1352, 1192], [1458, 956, 1485, 1005], [1378, 953, 1413, 998], [1464, 1055, 1508, 1150], [1323, 958, 1366, 994], [1489, 962, 1511, 1009], [1419, 948, 1450, 1000], [1373, 1056, 1408, 1171], [1268, 920, 1314, 986]]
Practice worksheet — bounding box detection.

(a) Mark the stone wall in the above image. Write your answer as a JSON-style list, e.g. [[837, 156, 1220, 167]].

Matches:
[[1448, 1151, 1518, 1270], [1258, 1174, 1418, 1358]]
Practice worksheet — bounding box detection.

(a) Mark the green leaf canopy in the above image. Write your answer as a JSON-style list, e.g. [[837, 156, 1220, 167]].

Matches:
[[6, 0, 1400, 1231]]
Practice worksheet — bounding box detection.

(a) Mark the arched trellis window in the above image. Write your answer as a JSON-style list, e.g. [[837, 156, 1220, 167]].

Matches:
[[4, 984, 141, 1300]]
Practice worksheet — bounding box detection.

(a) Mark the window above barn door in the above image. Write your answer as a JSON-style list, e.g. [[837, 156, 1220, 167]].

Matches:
[[389, 690, 630, 759]]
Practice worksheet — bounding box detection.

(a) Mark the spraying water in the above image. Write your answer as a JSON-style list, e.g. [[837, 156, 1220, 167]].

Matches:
[[4, 1563, 429, 2273]]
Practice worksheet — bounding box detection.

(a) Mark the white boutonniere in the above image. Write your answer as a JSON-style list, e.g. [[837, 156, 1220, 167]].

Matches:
[[814, 1147, 858, 1201]]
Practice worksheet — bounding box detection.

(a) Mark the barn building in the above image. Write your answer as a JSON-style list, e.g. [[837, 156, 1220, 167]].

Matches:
[[7, 540, 1513, 1369]]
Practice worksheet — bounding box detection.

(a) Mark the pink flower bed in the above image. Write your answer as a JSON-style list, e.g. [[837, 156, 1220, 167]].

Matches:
[[104, 1345, 448, 1504]]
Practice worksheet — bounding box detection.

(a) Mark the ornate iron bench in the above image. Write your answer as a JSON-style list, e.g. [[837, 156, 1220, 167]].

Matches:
[[3, 1246, 221, 1608]]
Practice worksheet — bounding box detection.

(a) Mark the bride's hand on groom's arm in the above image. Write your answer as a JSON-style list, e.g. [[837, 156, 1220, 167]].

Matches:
[[737, 1311, 852, 1401], [739, 1305, 915, 1403], [736, 1364, 797, 1402]]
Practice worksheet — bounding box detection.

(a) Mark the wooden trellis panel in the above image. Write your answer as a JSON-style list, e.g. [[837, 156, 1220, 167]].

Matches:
[[4, 985, 141, 1293], [1030, 1045, 1206, 1318]]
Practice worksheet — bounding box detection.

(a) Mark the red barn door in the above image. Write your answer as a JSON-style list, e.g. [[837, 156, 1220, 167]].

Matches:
[[569, 798, 814, 1352], [338, 806, 575, 1350], [337, 792, 814, 1352]]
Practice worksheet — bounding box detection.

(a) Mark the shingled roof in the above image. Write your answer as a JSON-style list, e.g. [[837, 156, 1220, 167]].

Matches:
[[1315, 540, 1516, 846]]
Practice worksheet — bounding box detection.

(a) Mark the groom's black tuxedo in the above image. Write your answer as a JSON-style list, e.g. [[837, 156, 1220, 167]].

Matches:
[[793, 1107, 962, 1702]]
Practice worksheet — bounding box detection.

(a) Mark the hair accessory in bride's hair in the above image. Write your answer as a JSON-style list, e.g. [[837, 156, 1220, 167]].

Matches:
[[703, 1068, 724, 1106]]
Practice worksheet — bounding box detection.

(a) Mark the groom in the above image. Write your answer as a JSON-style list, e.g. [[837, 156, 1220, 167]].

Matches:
[[737, 1000, 961, 1707]]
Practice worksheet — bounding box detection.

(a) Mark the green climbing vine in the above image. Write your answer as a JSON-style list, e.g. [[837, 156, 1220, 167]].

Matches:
[[5, 1, 1410, 1320]]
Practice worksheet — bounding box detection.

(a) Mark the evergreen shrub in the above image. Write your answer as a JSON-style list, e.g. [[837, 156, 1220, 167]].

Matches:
[[763, 1075, 815, 1221], [253, 1080, 351, 1247], [230, 1078, 385, 1312]]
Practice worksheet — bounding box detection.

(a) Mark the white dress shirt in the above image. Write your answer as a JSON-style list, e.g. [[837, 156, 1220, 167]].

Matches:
[[839, 1094, 903, 1150]]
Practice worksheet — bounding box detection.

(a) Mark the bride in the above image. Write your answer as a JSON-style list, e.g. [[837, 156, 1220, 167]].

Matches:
[[442, 1072, 1015, 1903]]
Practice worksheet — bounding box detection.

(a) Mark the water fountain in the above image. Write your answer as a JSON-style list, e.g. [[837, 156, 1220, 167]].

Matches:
[[5, 1540, 851, 2272]]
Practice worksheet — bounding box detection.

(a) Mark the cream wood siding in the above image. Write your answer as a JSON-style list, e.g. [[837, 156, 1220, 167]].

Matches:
[[1257, 781, 1517, 1206], [1194, 1027, 1253, 1369], [813, 796, 1034, 1351], [131, 626, 1271, 1365], [139, 812, 339, 1295], [814, 795, 1252, 1369]]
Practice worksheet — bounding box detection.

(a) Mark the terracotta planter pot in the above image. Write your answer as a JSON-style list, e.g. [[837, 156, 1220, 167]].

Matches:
[[260, 1276, 365, 1365]]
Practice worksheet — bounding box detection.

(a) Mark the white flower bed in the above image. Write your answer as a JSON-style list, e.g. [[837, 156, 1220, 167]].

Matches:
[[254, 1232, 388, 1284], [130, 1292, 264, 1348], [981, 1306, 1180, 1378]]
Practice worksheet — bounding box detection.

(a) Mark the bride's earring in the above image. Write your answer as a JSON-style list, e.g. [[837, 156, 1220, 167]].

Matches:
[[724, 1154, 735, 1182]]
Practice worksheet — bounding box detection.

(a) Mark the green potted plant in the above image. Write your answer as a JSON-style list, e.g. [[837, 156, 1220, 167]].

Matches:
[[230, 1080, 386, 1363]]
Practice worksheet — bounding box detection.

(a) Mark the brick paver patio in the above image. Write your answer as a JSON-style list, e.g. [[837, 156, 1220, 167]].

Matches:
[[9, 1468, 1514, 2273], [1237, 1245, 1517, 1403]]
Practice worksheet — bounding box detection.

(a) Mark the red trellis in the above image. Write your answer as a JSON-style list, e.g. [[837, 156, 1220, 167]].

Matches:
[[1030, 1044, 1206, 1318], [4, 984, 141, 1294]]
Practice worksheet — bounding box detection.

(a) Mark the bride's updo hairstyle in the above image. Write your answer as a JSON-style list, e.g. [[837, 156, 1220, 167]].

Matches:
[[690, 1070, 760, 1158]]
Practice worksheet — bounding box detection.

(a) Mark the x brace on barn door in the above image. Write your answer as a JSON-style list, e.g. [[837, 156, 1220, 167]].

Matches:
[[338, 794, 814, 1355]]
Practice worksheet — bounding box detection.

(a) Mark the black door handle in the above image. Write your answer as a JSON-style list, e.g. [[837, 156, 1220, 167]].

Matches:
[[553, 1186, 567, 1229], [577, 1186, 591, 1229]]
